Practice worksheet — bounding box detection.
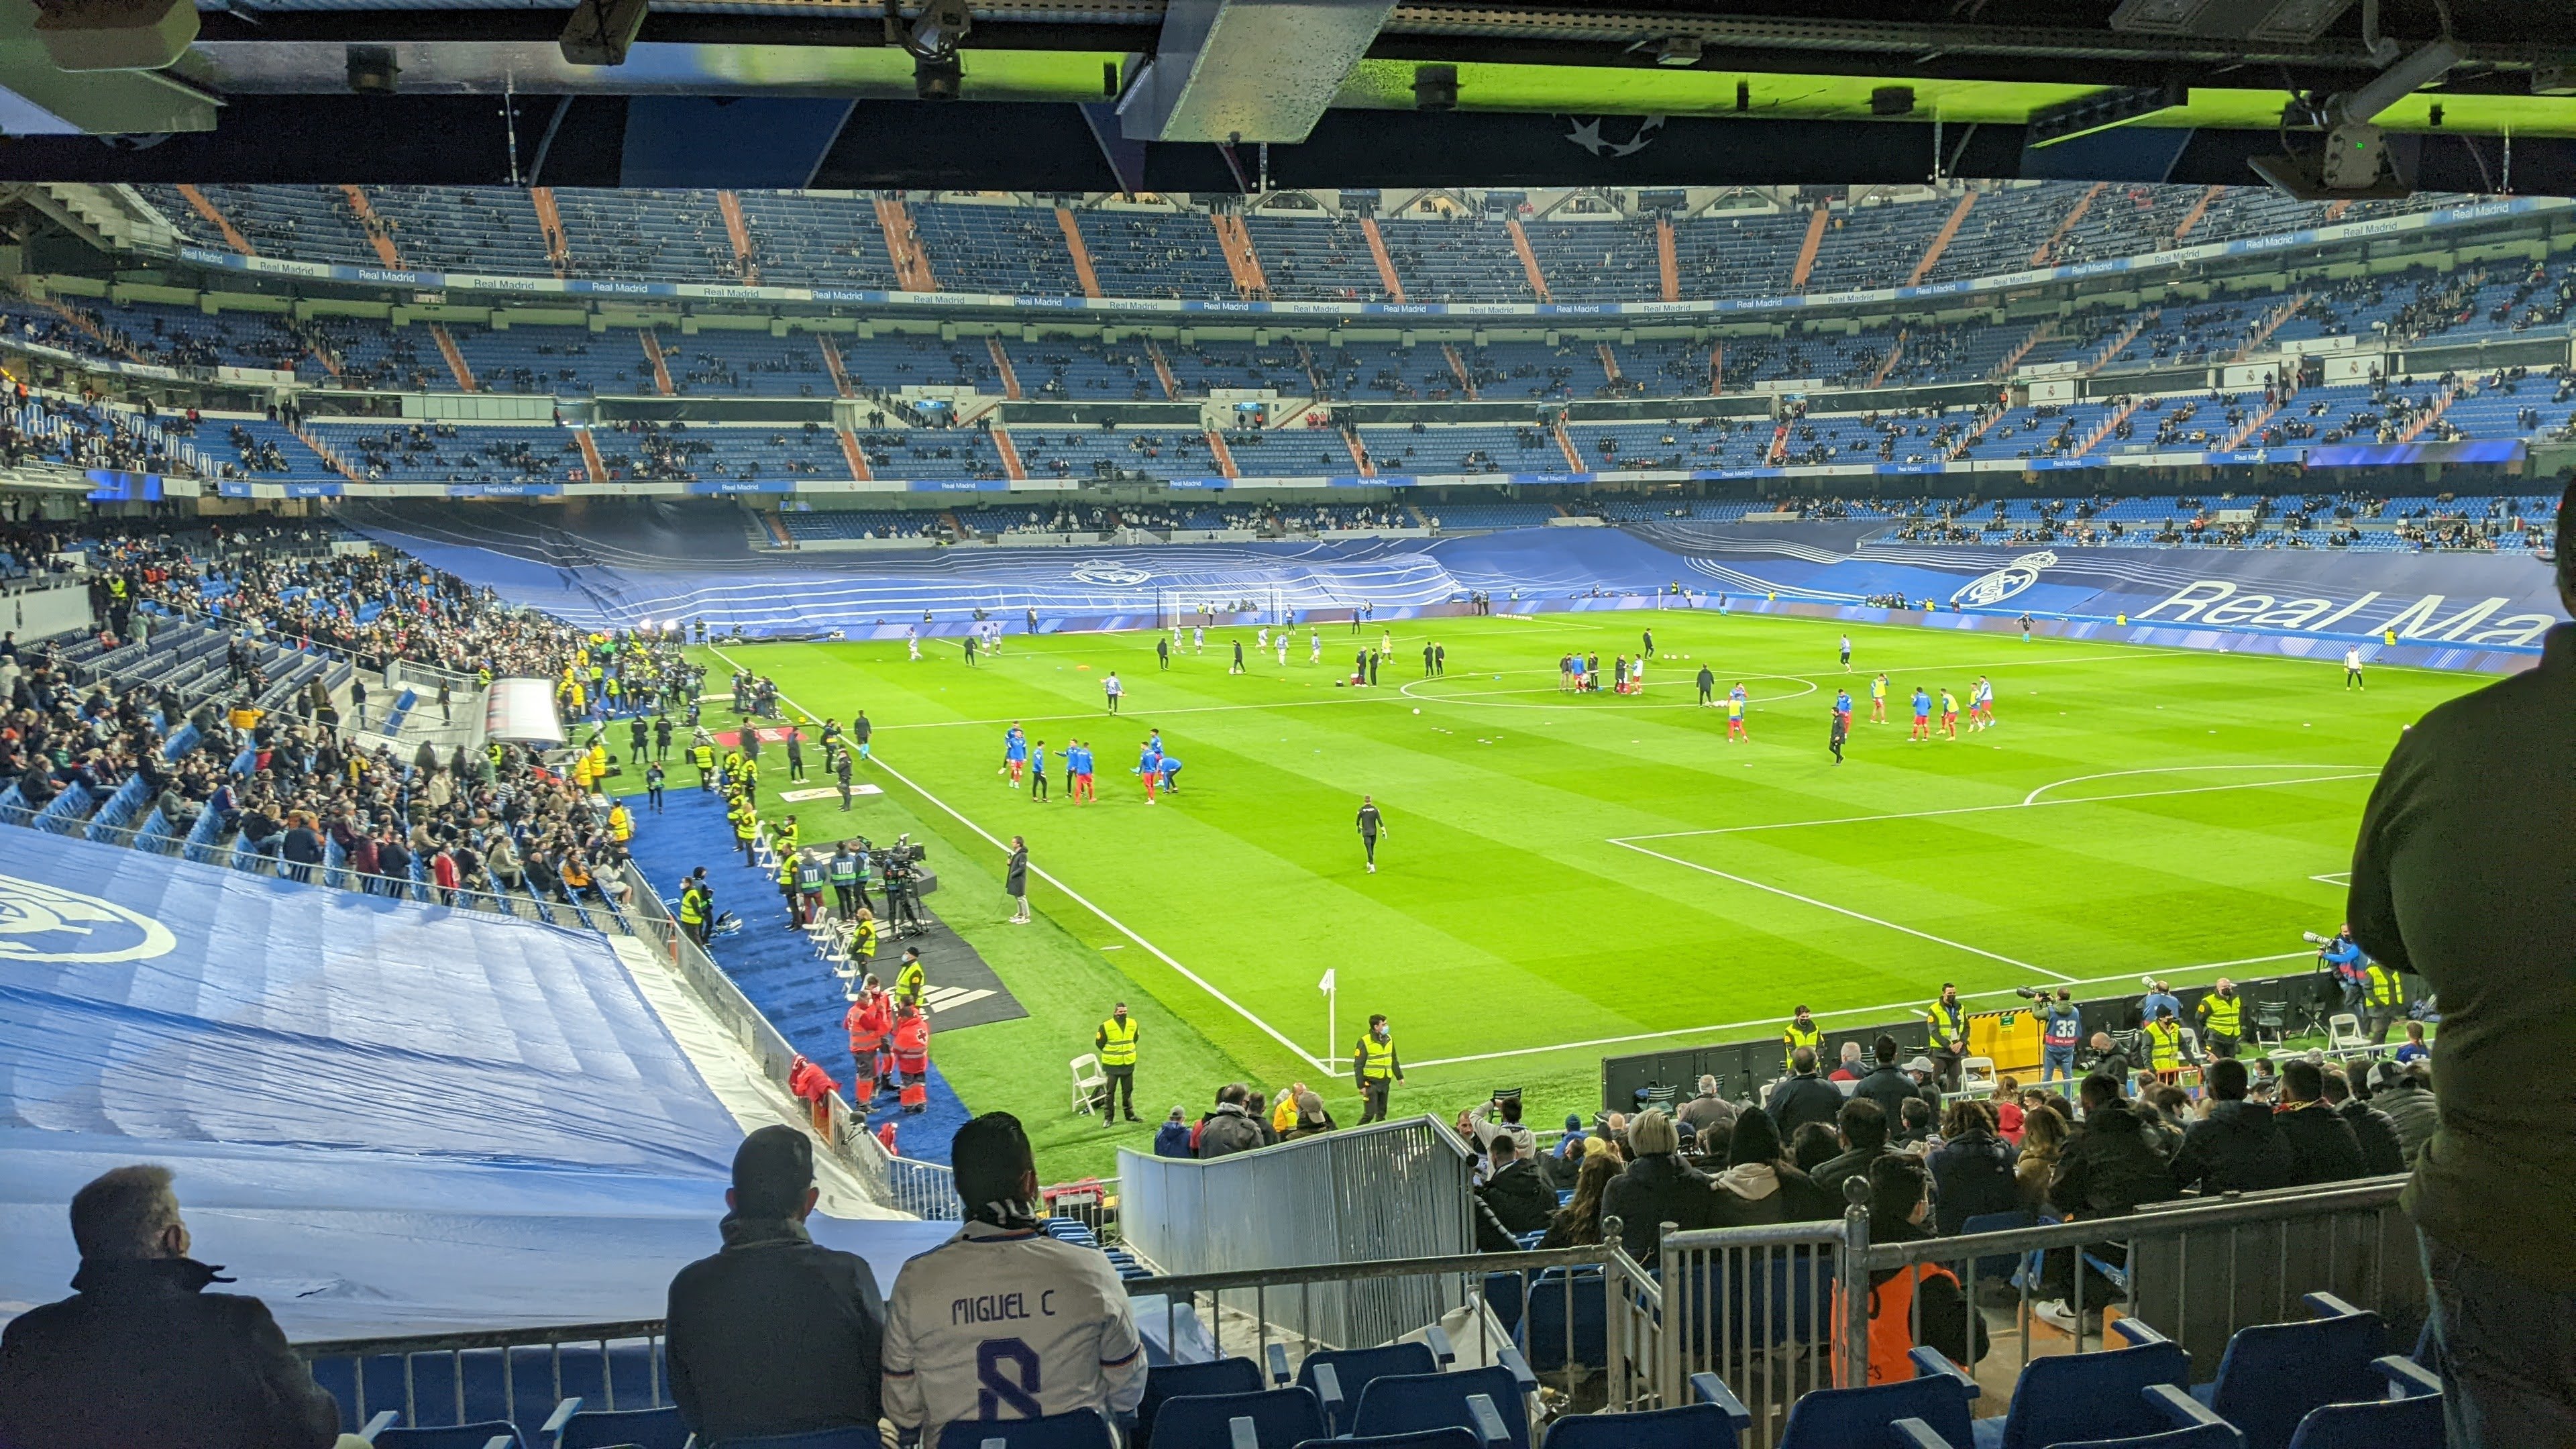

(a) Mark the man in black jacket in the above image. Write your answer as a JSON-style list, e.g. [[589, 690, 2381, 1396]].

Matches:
[[666, 1126, 886, 1444], [1766, 1047, 1843, 1142], [2320, 1066, 2407, 1175], [1195, 1085, 1265, 1159], [1851, 1036, 1922, 1126], [1809, 1098, 1896, 1205], [0, 1165, 341, 1449], [2169, 1059, 2294, 1196], [2038, 1075, 2180, 1330], [1474, 1134, 1556, 1251], [2273, 1060, 2366, 1185]]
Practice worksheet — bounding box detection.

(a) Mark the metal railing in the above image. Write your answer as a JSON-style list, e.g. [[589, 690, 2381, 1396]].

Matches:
[[1118, 1117, 1480, 1353], [1655, 1174, 2418, 1448], [295, 1320, 669, 1432]]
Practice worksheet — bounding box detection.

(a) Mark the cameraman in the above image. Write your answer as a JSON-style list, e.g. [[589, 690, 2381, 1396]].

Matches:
[[2314, 925, 2367, 1012], [2021, 986, 2084, 1091]]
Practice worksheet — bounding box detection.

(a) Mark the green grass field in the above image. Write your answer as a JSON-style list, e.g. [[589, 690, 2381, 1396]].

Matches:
[[690, 612, 2479, 1180]]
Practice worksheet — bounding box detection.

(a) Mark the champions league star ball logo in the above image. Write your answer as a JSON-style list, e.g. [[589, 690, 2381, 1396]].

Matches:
[[1071, 561, 1153, 588], [0, 873, 178, 965], [1949, 551, 2059, 608]]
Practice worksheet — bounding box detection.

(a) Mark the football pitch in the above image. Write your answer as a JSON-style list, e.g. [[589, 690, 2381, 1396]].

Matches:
[[690, 612, 2475, 1173]]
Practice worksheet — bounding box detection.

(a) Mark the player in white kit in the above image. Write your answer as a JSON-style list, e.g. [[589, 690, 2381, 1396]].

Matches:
[[883, 1114, 1146, 1449]]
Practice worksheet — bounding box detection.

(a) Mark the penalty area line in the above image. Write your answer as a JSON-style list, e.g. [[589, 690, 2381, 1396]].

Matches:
[[1607, 838, 2079, 984], [708, 639, 1332, 1073]]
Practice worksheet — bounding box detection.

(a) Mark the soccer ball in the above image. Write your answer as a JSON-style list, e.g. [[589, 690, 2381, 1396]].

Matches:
[[1412, 708, 1421, 715]]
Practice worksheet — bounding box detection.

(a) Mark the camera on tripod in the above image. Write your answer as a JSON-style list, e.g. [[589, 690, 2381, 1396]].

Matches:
[[877, 834, 932, 938], [2301, 930, 2336, 947]]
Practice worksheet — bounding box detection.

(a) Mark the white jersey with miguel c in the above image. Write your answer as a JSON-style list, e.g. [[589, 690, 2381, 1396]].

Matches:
[[883, 1221, 1148, 1449]]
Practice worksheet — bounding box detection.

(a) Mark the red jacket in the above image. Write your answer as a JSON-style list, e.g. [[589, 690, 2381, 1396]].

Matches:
[[788, 1055, 839, 1104], [845, 991, 893, 1053], [891, 1012, 929, 1072]]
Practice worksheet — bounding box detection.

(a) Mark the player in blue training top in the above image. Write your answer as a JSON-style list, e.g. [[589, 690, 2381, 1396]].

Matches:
[[1157, 753, 1183, 795], [1002, 722, 1028, 788], [1910, 686, 1934, 741], [1028, 739, 1051, 802], [1969, 676, 1996, 731], [1136, 739, 1164, 804]]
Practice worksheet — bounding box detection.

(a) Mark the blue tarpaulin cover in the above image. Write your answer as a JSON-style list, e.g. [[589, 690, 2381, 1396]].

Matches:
[[0, 831, 952, 1340]]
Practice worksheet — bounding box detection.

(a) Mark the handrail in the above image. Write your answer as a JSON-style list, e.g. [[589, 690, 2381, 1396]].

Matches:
[[295, 1318, 667, 1360]]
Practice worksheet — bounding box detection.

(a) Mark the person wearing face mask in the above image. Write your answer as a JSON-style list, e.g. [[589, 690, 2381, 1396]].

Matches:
[[2196, 977, 2244, 1059], [1093, 1003, 1140, 1123], [1354, 1014, 1403, 1124]]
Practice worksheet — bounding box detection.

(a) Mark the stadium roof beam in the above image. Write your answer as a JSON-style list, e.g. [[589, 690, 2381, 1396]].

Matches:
[[1117, 0, 1401, 143]]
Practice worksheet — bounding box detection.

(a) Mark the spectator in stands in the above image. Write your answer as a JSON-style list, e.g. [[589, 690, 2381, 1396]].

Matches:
[[2350, 483, 2576, 1444], [1152, 1106, 1193, 1159], [2135, 1083, 2192, 1161], [1677, 1075, 1735, 1137], [1767, 1045, 1843, 1142], [2319, 1065, 2407, 1176], [1927, 1099, 2019, 1234], [1708, 1103, 1828, 1228], [1810, 1098, 1896, 1204], [2371, 1061, 2440, 1163], [2169, 1059, 2294, 1195], [1537, 1151, 1619, 1248], [1473, 1132, 1555, 1251], [0, 1164, 343, 1449], [884, 1114, 1146, 1449], [1852, 1035, 1925, 1125], [1194, 1083, 1265, 1159], [1788, 1121, 1842, 1177], [1893, 1095, 1936, 1149], [2012, 1102, 2069, 1210], [2036, 1075, 2179, 1330], [666, 1126, 885, 1444], [1602, 1109, 1711, 1261], [1281, 1090, 1336, 1139], [1836, 1157, 1989, 1385], [2273, 1060, 2367, 1185], [1462, 1094, 1538, 1160], [1828, 1040, 1867, 1082]]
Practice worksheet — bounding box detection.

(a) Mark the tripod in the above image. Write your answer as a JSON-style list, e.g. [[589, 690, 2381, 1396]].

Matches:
[[883, 873, 930, 937]]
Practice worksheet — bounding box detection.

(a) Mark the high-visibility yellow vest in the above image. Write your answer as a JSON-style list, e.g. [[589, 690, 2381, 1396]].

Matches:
[[692, 745, 715, 771], [2146, 1020, 2184, 1071], [1925, 1000, 1967, 1052], [677, 887, 706, 926], [851, 917, 878, 960], [895, 959, 925, 1004], [1098, 1017, 1138, 1067], [1782, 1021, 1821, 1067], [1358, 1034, 1395, 1081], [2364, 965, 2404, 1008], [2200, 992, 2241, 1037]]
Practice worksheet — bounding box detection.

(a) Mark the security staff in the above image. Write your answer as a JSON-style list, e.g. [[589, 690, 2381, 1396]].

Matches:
[[676, 873, 709, 947], [775, 815, 801, 859], [729, 798, 760, 865], [692, 738, 718, 791], [2144, 1006, 2186, 1083], [2361, 961, 2406, 1044], [1354, 1014, 1402, 1124], [775, 853, 802, 929], [893, 946, 926, 1009], [2196, 979, 2243, 1059], [828, 840, 869, 918], [1782, 1005, 1822, 1073], [1923, 982, 1968, 1091], [848, 908, 880, 978], [1094, 1003, 1140, 1123]]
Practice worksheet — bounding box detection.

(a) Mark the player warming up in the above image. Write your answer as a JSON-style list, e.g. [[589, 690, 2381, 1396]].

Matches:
[[1939, 686, 1961, 739], [1726, 682, 1750, 742], [1839, 633, 1853, 670], [1829, 691, 1851, 765], [1870, 672, 1889, 722], [1910, 686, 1934, 741], [2344, 643, 2366, 689], [1356, 795, 1387, 873], [1001, 722, 1027, 787], [1969, 676, 1996, 731]]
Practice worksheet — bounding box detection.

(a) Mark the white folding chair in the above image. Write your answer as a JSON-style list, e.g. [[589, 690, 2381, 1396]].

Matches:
[[1957, 1056, 1998, 1096], [1069, 1053, 1108, 1115], [2327, 1014, 2369, 1058]]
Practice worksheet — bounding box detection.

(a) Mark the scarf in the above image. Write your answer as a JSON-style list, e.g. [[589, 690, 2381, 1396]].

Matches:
[[969, 1197, 1042, 1231]]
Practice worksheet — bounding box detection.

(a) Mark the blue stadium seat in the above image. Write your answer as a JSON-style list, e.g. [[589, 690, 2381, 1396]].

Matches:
[[1148, 1387, 1329, 1449], [372, 1422, 525, 1449], [1965, 1318, 2191, 1449], [1349, 1364, 1535, 1449], [1295, 1430, 1479, 1449], [1772, 1349, 1977, 1449], [2187, 1293, 2386, 1449], [1137, 1356, 1266, 1448], [1520, 1268, 1608, 1377], [541, 1398, 688, 1449], [2281, 1355, 2444, 1449], [936, 1408, 1118, 1449], [1294, 1342, 1440, 1434], [1896, 1384, 2241, 1449], [724, 1430, 881, 1449], [1543, 1399, 1749, 1449]]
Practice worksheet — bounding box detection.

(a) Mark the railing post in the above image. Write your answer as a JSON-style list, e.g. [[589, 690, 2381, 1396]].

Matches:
[[1837, 1181, 1874, 1389], [1654, 1218, 1681, 1411]]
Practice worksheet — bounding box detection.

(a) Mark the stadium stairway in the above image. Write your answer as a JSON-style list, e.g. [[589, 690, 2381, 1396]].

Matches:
[[619, 766, 973, 1163]]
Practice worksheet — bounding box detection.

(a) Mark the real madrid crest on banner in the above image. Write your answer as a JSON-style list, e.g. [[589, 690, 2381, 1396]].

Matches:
[[1949, 551, 2058, 608], [1070, 561, 1152, 588], [0, 874, 178, 964]]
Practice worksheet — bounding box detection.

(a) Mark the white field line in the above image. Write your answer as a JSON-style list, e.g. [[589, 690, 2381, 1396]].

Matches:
[[1618, 766, 2381, 843], [706, 643, 1333, 1073], [1610, 838, 2079, 984]]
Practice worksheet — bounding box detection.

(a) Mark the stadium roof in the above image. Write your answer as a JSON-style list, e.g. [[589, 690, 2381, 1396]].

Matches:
[[2, 0, 2574, 192]]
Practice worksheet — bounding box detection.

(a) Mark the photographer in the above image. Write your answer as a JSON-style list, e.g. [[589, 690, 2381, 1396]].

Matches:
[[2020, 986, 2084, 1090], [879, 835, 929, 935], [2309, 924, 2368, 1013]]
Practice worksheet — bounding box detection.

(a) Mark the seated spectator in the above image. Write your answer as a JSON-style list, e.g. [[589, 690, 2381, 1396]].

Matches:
[[2274, 1060, 2367, 1185], [2038, 1075, 2180, 1330], [1463, 1093, 1537, 1160], [1811, 1098, 1896, 1204], [1152, 1106, 1193, 1159], [2013, 1101, 2069, 1210], [2392, 1019, 2431, 1065], [2319, 1065, 2406, 1175], [1766, 1045, 1843, 1142], [1195, 1084, 1264, 1159], [1709, 1100, 1829, 1227], [1994, 1077, 2025, 1142], [884, 1114, 1145, 1449], [1473, 1132, 1555, 1251], [1833, 1157, 1989, 1385], [1894, 1095, 1936, 1149], [1601, 1109, 1710, 1262], [1827, 1040, 1867, 1082], [1281, 1090, 1336, 1139], [2169, 1058, 2294, 1195], [1676, 1074, 1735, 1138], [2137, 1084, 2192, 1160], [1926, 1099, 2019, 1234], [1542, 1112, 1587, 1190], [2370, 1061, 2440, 1163], [1537, 1151, 1619, 1249], [1853, 1036, 1925, 1124], [666, 1126, 885, 1444], [0, 1165, 344, 1449], [1788, 1120, 1841, 1175]]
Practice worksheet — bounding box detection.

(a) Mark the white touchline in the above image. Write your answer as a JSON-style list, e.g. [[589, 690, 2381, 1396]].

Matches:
[[705, 643, 1333, 1074], [1405, 951, 2317, 1069], [1617, 765, 2381, 843], [1610, 838, 2080, 984]]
